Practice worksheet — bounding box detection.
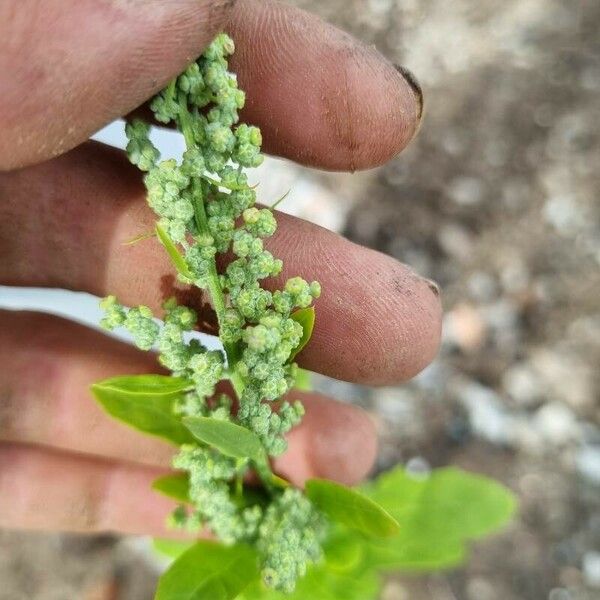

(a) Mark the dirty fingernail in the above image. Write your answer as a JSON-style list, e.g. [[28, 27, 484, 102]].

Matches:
[[394, 64, 424, 120], [422, 277, 440, 297]]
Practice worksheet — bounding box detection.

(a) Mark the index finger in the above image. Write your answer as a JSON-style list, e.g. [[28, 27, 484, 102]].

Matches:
[[0, 0, 231, 170], [0, 0, 422, 171]]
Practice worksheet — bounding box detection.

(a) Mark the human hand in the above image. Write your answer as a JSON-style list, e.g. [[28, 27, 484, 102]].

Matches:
[[0, 0, 441, 536]]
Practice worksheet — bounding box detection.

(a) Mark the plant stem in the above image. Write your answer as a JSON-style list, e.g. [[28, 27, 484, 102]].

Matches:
[[178, 101, 245, 399], [177, 100, 279, 488]]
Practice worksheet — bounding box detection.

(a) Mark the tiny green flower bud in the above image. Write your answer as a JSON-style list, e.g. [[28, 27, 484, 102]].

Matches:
[[242, 207, 260, 224]]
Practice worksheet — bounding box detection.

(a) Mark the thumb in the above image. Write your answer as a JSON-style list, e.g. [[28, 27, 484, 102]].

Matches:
[[0, 0, 233, 170]]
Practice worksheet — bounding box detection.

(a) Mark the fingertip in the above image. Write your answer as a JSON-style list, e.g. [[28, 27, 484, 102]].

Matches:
[[0, 0, 234, 169], [276, 394, 377, 487], [386, 273, 443, 382], [227, 0, 423, 171], [368, 265, 442, 383], [333, 44, 423, 171], [308, 399, 377, 486], [275, 221, 443, 385]]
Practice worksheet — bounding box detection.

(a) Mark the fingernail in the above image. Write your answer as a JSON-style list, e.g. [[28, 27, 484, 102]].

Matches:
[[394, 64, 424, 121], [422, 277, 440, 297]]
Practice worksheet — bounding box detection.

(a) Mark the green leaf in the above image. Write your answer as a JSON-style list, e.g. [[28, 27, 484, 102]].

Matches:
[[323, 533, 363, 573], [153, 538, 195, 561], [239, 563, 380, 600], [152, 473, 191, 503], [289, 307, 315, 361], [91, 374, 195, 445], [361, 466, 517, 571], [183, 417, 266, 464], [93, 374, 191, 397], [156, 223, 194, 280], [364, 538, 465, 572], [293, 368, 313, 391], [155, 540, 259, 600], [271, 474, 291, 489], [305, 479, 400, 538]]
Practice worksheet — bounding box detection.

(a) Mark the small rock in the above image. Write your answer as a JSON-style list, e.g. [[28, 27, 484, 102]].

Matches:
[[467, 577, 497, 600], [576, 446, 600, 485], [481, 299, 520, 331], [543, 194, 584, 236], [500, 260, 530, 293], [437, 222, 474, 260], [457, 380, 516, 446], [502, 363, 543, 407], [381, 580, 409, 600], [406, 456, 431, 479], [582, 552, 600, 588], [447, 176, 485, 206], [533, 402, 579, 445], [443, 303, 487, 351], [548, 589, 571, 600], [467, 271, 498, 302], [531, 349, 595, 410]]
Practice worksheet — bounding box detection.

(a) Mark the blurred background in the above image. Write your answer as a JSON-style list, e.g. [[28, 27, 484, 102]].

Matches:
[[1, 0, 599, 598]]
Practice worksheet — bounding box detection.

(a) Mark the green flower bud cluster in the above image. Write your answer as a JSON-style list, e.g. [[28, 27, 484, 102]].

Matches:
[[238, 391, 305, 456], [172, 446, 261, 544], [100, 297, 226, 409], [145, 160, 193, 243], [124, 119, 159, 172], [101, 33, 327, 593], [99, 295, 159, 351], [258, 488, 324, 593]]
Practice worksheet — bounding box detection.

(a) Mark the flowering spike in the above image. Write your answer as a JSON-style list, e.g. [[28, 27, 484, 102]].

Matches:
[[99, 33, 323, 592]]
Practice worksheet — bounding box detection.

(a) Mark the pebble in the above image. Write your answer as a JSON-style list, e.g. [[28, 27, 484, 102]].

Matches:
[[405, 456, 431, 479], [437, 222, 474, 260], [443, 303, 487, 351], [533, 402, 579, 445], [447, 176, 485, 206], [466, 577, 497, 600], [467, 271, 499, 302], [582, 552, 600, 588], [502, 363, 543, 407], [457, 380, 516, 446], [531, 349, 595, 410], [548, 589, 571, 600], [575, 446, 600, 485]]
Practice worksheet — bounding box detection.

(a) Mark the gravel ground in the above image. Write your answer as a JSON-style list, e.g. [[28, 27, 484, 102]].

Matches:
[[1, 1, 599, 599]]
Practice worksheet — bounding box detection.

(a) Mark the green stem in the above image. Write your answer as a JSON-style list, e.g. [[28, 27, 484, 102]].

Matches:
[[178, 100, 245, 399], [235, 460, 245, 500], [177, 99, 278, 488]]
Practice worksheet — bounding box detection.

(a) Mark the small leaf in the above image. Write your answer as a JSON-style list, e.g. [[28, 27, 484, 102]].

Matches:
[[93, 374, 191, 397], [305, 479, 400, 538], [91, 374, 194, 445], [153, 538, 195, 561], [364, 538, 465, 572], [270, 189, 290, 210], [293, 368, 313, 391], [156, 223, 194, 280], [155, 540, 259, 600], [201, 174, 254, 192], [153, 473, 191, 503], [183, 417, 266, 464], [360, 466, 517, 571], [323, 533, 363, 573], [271, 474, 291, 489], [365, 466, 516, 542], [289, 307, 315, 361], [123, 230, 156, 245]]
